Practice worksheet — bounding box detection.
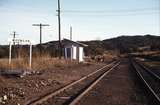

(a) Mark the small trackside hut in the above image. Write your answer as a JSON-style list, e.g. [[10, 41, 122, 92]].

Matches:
[[62, 38, 88, 62]]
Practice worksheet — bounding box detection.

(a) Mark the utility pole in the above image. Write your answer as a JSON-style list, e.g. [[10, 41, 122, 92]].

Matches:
[[32, 23, 49, 55], [32, 23, 49, 45], [57, 0, 62, 59], [10, 31, 18, 58], [70, 26, 72, 40], [10, 31, 18, 45]]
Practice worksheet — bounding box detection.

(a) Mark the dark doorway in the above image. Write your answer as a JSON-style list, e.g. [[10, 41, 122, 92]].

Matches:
[[67, 48, 71, 58]]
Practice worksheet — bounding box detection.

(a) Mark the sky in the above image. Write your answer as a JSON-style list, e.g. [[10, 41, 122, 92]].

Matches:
[[0, 0, 160, 44]]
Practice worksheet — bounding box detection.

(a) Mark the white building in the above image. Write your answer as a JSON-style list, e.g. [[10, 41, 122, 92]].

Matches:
[[63, 39, 88, 62]]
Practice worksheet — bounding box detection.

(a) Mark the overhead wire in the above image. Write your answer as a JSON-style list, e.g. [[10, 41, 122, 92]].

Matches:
[[62, 7, 159, 13], [60, 7, 159, 16]]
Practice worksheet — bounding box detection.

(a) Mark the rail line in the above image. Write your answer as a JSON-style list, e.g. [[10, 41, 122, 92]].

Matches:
[[131, 59, 160, 104], [68, 62, 120, 105], [138, 62, 160, 80], [26, 61, 119, 105]]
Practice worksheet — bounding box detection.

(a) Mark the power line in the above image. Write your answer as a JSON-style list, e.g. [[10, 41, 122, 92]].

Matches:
[[61, 11, 159, 17], [59, 7, 159, 17], [62, 7, 159, 13], [61, 7, 159, 17]]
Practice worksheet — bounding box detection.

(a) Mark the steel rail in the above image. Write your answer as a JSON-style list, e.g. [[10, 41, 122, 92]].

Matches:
[[138, 61, 160, 80], [26, 61, 117, 105], [132, 60, 160, 103], [69, 62, 120, 105]]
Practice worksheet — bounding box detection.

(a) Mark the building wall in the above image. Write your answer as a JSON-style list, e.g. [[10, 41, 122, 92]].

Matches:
[[64, 46, 72, 59], [73, 46, 77, 60], [79, 47, 84, 62], [64, 45, 84, 62]]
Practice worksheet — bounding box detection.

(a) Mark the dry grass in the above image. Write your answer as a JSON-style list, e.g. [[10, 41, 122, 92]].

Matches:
[[0, 54, 77, 71], [144, 61, 160, 67], [103, 51, 118, 61], [130, 51, 160, 56]]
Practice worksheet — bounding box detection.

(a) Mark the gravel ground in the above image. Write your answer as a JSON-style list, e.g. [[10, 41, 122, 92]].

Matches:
[[0, 62, 106, 105], [78, 59, 149, 105]]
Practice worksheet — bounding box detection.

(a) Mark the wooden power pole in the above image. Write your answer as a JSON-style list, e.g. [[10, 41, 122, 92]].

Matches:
[[32, 23, 49, 45], [10, 31, 18, 45], [10, 31, 18, 58], [57, 0, 62, 59], [32, 23, 49, 55], [70, 26, 72, 40]]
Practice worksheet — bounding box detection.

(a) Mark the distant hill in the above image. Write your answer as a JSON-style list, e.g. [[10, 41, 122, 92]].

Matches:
[[0, 35, 160, 58], [0, 45, 9, 58], [105, 35, 160, 52], [81, 35, 160, 55]]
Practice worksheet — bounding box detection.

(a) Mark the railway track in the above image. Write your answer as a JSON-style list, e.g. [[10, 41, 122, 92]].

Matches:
[[26, 61, 120, 105], [132, 59, 160, 104], [68, 62, 120, 105], [139, 62, 160, 80]]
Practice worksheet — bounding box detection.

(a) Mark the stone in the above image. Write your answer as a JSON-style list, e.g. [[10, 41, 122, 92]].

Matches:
[[0, 97, 3, 103], [3, 95, 7, 100], [40, 81, 46, 86]]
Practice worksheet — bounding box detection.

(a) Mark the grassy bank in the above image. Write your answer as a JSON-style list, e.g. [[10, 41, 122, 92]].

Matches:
[[0, 56, 77, 71]]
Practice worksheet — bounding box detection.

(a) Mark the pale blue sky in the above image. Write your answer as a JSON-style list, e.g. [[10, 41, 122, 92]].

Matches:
[[0, 0, 159, 44]]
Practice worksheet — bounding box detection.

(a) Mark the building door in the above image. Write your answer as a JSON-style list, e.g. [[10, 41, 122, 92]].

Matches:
[[66, 48, 71, 58]]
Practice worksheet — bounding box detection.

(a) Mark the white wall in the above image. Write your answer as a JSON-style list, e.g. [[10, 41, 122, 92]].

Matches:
[[64, 45, 84, 62], [72, 46, 77, 60], [64, 48, 67, 59], [79, 47, 84, 62]]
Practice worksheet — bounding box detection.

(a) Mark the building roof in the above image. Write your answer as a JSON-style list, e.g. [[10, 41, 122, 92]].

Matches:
[[62, 38, 88, 47]]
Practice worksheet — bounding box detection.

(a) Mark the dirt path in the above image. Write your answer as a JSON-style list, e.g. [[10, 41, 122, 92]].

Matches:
[[78, 59, 149, 105]]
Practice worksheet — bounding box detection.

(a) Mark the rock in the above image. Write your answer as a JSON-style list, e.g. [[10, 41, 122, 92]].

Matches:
[[10, 93, 15, 98], [3, 95, 7, 100], [35, 84, 39, 88], [20, 75, 24, 78], [47, 79, 52, 83], [2, 101, 5, 104], [0, 97, 3, 103], [40, 81, 46, 86]]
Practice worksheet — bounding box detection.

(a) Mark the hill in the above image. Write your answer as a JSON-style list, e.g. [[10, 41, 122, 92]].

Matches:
[[81, 35, 160, 55], [0, 35, 160, 58]]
